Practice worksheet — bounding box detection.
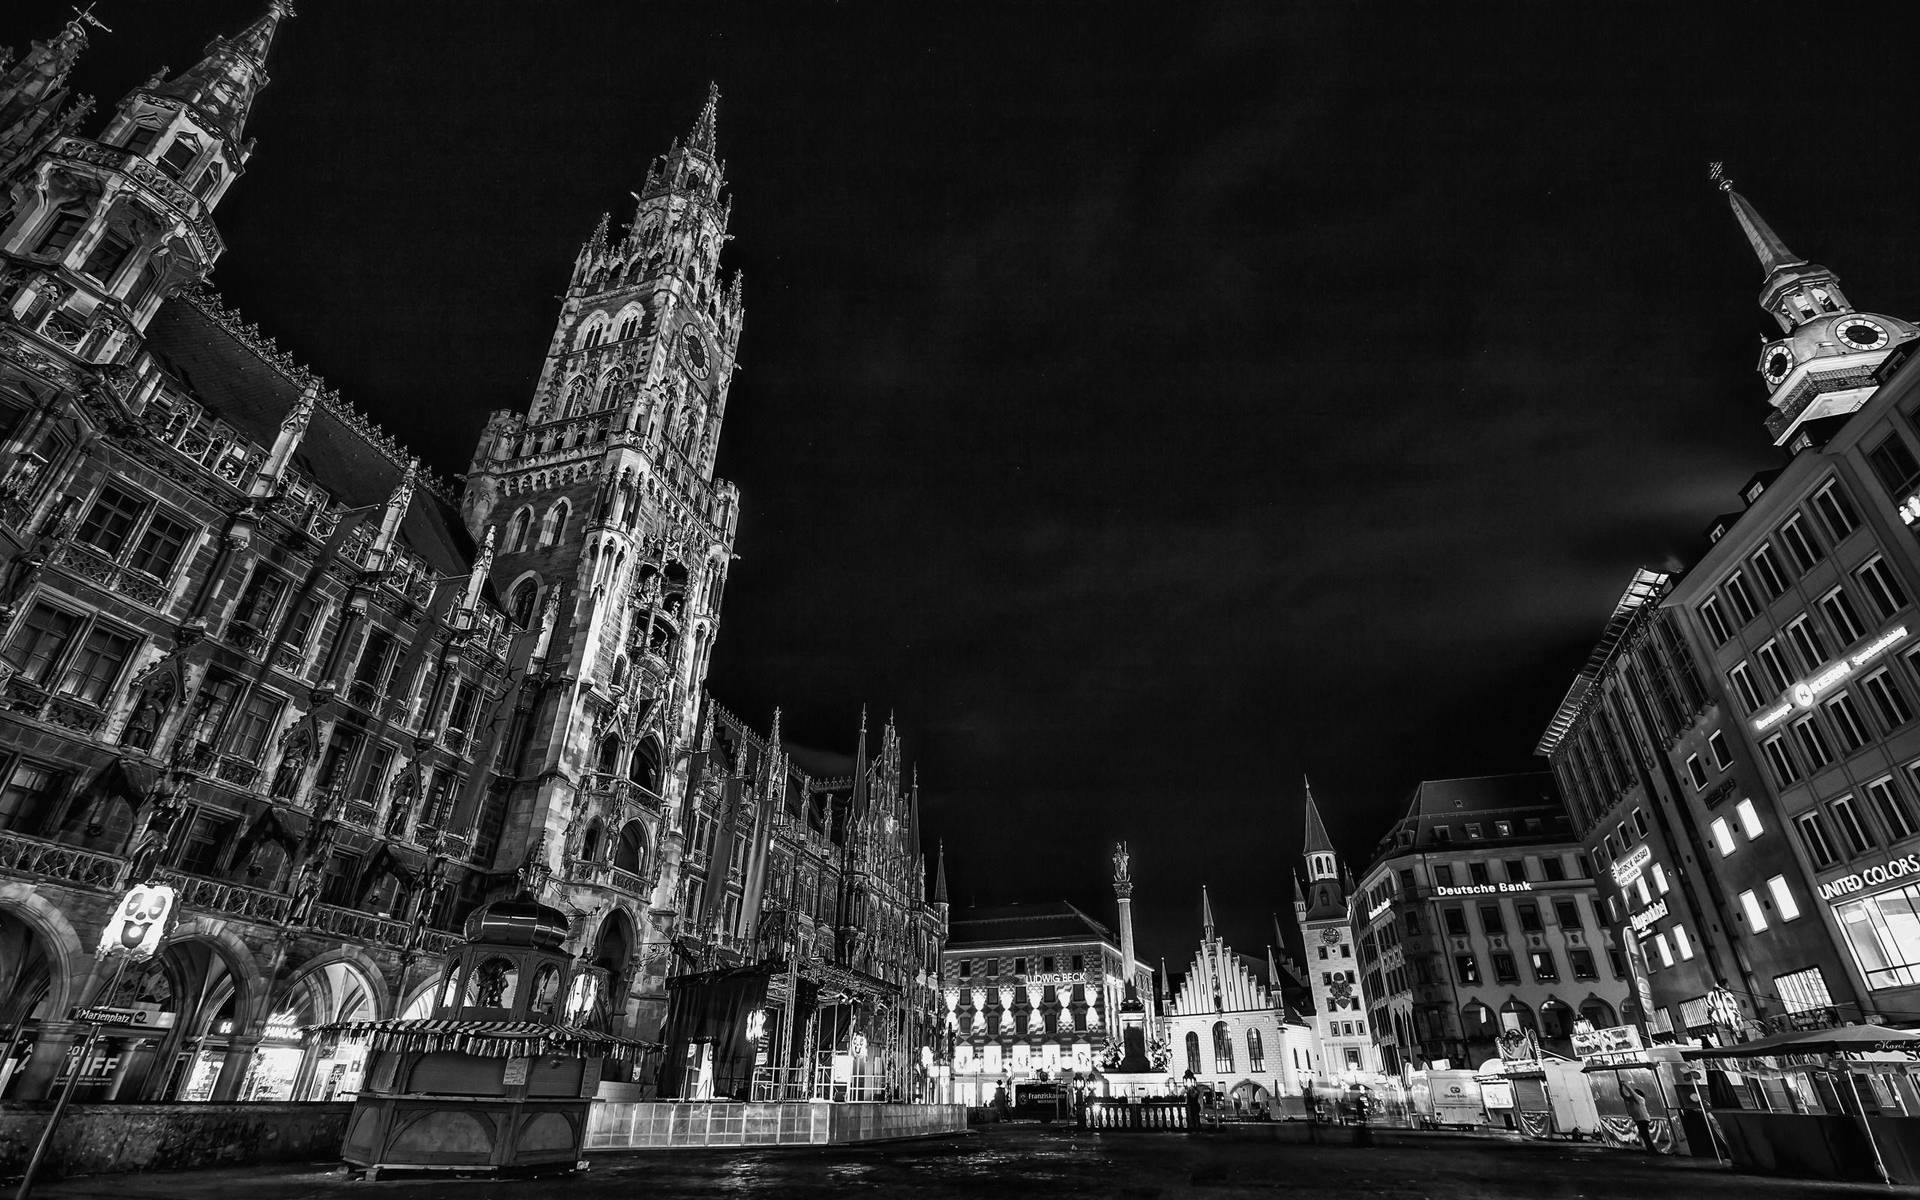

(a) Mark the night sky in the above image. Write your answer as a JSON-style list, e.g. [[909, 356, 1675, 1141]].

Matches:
[[19, 1, 1920, 971]]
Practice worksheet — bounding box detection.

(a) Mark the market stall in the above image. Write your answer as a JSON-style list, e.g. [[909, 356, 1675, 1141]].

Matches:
[[1578, 1043, 1691, 1154], [1686, 1024, 1920, 1184]]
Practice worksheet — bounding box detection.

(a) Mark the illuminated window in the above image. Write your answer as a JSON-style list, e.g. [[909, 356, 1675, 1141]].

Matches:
[[1634, 876, 1651, 907], [1864, 670, 1915, 730], [1652, 863, 1670, 895], [1812, 479, 1861, 542], [1740, 889, 1769, 932], [1768, 875, 1801, 921], [1455, 953, 1479, 984], [1775, 966, 1833, 1015], [1780, 512, 1825, 573], [1699, 597, 1732, 646], [1857, 556, 1911, 622], [1465, 823, 1484, 839], [1829, 796, 1876, 855], [1821, 587, 1867, 647], [1797, 811, 1839, 868], [1828, 692, 1872, 753], [1709, 730, 1733, 770], [1785, 614, 1828, 673], [1674, 926, 1694, 960], [1791, 716, 1834, 771], [1725, 573, 1760, 625], [1710, 817, 1736, 857], [1834, 885, 1920, 989], [1762, 734, 1799, 786], [1736, 798, 1764, 839], [1728, 663, 1763, 713], [1654, 933, 1674, 967]]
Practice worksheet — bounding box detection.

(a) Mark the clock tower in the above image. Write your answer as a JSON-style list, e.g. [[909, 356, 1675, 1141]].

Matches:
[[461, 85, 744, 1041], [1291, 778, 1382, 1082], [1712, 166, 1920, 446]]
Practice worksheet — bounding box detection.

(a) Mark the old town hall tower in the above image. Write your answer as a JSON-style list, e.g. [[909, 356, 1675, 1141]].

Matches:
[[460, 87, 744, 1034]]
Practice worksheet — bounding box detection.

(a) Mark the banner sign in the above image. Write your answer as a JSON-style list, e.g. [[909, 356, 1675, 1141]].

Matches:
[[96, 884, 176, 961], [1572, 1024, 1642, 1060]]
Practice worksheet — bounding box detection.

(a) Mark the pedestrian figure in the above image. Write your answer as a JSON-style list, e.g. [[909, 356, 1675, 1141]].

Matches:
[[1620, 1081, 1655, 1153]]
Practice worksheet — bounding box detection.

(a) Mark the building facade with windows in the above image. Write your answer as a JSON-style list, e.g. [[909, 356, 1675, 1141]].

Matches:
[[1163, 887, 1314, 1110], [0, 7, 944, 1107], [939, 901, 1154, 1105], [1352, 773, 1631, 1073], [1544, 183, 1920, 1041]]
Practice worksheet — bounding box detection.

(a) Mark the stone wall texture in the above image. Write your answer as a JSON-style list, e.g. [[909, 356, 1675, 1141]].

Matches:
[[0, 1102, 350, 1180]]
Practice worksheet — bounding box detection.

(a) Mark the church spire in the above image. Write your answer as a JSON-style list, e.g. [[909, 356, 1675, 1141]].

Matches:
[[1201, 884, 1215, 941], [1302, 774, 1334, 857], [688, 81, 719, 157], [932, 838, 949, 904], [144, 1, 291, 155], [0, 8, 98, 170], [849, 705, 869, 817], [1710, 163, 1920, 445]]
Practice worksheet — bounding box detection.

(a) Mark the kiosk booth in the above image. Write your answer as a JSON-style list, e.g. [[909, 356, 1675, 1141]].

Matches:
[[305, 897, 658, 1178]]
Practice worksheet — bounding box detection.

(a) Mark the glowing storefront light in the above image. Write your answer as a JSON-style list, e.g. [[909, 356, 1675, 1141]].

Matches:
[[1611, 844, 1652, 888], [1754, 626, 1910, 733]]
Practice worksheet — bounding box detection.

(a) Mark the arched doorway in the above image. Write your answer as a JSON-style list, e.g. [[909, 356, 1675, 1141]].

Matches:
[[0, 910, 63, 1098], [592, 911, 635, 1082], [258, 959, 380, 1101], [155, 938, 255, 1102]]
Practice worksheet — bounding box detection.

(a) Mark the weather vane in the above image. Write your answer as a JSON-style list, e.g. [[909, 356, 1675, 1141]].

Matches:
[[71, 4, 111, 33], [1709, 161, 1733, 193]]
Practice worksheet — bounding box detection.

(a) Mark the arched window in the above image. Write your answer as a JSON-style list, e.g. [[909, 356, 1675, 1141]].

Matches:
[[509, 578, 538, 628], [630, 740, 660, 791], [1461, 1002, 1495, 1043], [1246, 1027, 1265, 1072], [507, 508, 532, 553], [1539, 999, 1575, 1044], [540, 502, 568, 548], [1500, 999, 1537, 1035], [579, 819, 604, 863], [1212, 1021, 1234, 1073], [596, 734, 620, 775], [614, 821, 645, 875], [620, 314, 639, 340], [1184, 1031, 1201, 1075], [1579, 997, 1618, 1030]]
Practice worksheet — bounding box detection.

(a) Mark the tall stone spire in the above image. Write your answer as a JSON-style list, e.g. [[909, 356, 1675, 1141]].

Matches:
[[1201, 884, 1216, 941], [1302, 775, 1334, 858], [0, 9, 97, 168], [145, 1, 292, 153], [687, 81, 720, 156], [932, 839, 949, 904]]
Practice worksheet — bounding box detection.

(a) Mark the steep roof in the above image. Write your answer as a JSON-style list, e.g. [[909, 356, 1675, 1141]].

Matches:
[[141, 289, 478, 579], [1368, 772, 1568, 865], [945, 900, 1116, 950]]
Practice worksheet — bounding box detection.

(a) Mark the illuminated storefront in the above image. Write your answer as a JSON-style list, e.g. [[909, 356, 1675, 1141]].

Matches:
[[1833, 879, 1920, 990]]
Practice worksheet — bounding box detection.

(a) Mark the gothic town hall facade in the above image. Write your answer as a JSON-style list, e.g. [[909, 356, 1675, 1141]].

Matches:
[[0, 5, 945, 1105]]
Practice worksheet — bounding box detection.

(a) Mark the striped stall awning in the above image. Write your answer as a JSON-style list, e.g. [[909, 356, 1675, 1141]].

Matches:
[[303, 1017, 663, 1063]]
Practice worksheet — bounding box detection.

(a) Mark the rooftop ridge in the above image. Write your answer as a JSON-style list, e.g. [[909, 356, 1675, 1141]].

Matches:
[[174, 285, 462, 508]]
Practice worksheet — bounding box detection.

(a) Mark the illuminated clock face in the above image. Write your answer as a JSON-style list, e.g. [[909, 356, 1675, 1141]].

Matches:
[[1836, 317, 1890, 352], [1762, 345, 1795, 386], [680, 324, 711, 378]]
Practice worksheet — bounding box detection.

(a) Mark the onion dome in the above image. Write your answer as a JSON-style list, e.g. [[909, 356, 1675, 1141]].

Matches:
[[464, 897, 570, 949]]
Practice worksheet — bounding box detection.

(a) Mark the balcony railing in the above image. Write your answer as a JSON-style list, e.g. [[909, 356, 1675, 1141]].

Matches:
[[211, 754, 261, 789], [0, 675, 107, 734], [0, 829, 124, 889], [52, 542, 171, 610], [155, 869, 294, 925], [311, 904, 410, 947]]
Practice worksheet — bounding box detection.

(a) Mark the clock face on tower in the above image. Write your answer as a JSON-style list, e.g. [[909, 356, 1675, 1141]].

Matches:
[[1320, 927, 1341, 946], [680, 323, 711, 378], [1762, 345, 1795, 386], [1836, 317, 1890, 352]]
